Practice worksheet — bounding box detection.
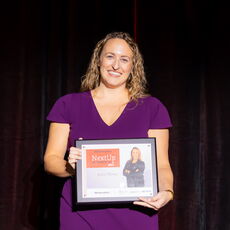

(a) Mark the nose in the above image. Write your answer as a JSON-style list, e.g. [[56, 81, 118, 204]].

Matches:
[[112, 58, 119, 70]]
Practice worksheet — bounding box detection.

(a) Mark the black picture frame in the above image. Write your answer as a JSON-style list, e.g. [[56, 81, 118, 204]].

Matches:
[[75, 138, 158, 205]]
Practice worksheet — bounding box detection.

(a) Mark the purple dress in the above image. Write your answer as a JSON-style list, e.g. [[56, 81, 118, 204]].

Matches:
[[47, 91, 172, 230]]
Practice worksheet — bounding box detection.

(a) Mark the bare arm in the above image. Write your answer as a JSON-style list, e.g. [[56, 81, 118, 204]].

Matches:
[[148, 129, 173, 192], [44, 122, 71, 177], [134, 129, 174, 209]]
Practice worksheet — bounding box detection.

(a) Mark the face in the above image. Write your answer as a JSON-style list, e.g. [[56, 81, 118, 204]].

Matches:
[[131, 148, 140, 160], [99, 38, 133, 89]]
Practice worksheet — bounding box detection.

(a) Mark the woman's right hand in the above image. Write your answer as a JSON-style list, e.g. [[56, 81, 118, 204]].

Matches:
[[68, 147, 82, 169]]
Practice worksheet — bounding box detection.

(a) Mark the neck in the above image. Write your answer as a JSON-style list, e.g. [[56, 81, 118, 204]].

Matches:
[[92, 84, 130, 102]]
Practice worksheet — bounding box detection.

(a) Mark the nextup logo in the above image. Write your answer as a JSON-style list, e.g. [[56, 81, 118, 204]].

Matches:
[[86, 149, 120, 168]]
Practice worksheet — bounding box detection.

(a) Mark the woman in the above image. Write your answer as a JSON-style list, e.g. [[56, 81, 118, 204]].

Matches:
[[44, 32, 174, 230], [123, 147, 145, 187]]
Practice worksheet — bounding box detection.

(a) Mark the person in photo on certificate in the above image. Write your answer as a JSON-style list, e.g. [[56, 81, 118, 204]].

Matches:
[[123, 147, 145, 187], [44, 31, 174, 230]]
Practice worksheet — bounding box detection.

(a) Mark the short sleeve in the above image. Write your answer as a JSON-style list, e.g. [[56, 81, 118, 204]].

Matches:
[[46, 94, 72, 123], [148, 97, 172, 129]]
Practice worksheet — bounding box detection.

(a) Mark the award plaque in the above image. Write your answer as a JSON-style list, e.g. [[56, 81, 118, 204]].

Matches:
[[75, 138, 158, 204]]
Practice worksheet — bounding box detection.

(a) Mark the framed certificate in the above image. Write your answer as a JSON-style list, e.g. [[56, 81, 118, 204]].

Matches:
[[75, 138, 158, 204]]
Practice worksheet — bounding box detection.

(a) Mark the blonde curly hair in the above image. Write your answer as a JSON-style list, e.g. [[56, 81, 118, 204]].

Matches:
[[81, 32, 149, 100]]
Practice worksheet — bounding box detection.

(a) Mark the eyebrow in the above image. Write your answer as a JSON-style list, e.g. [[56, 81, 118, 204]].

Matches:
[[104, 52, 132, 59]]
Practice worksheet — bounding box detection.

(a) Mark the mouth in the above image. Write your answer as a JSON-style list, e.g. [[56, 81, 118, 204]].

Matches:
[[108, 70, 122, 77]]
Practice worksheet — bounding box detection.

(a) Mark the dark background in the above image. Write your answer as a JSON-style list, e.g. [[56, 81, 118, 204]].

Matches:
[[1, 0, 230, 229]]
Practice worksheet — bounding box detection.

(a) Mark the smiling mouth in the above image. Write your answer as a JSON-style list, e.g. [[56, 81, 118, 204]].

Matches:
[[108, 71, 121, 77]]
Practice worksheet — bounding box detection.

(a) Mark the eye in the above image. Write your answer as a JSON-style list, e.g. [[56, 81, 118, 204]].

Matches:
[[106, 54, 114, 59], [120, 58, 129, 63]]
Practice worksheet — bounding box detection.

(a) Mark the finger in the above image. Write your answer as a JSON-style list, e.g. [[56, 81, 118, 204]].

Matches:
[[69, 149, 82, 159], [68, 155, 81, 163], [152, 192, 171, 207], [68, 155, 80, 165], [68, 158, 77, 165], [149, 199, 166, 209], [138, 197, 158, 202], [70, 146, 79, 151], [69, 147, 82, 154], [138, 197, 162, 209], [68, 154, 82, 160], [68, 161, 76, 170], [133, 201, 158, 210]]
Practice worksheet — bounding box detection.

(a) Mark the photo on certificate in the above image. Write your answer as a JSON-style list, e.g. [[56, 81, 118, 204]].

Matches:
[[75, 138, 158, 204]]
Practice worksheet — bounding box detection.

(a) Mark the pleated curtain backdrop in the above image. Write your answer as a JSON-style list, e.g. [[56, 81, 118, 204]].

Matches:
[[0, 0, 229, 229]]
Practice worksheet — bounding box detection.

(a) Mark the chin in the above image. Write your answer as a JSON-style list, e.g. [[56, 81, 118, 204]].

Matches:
[[107, 83, 127, 89], [102, 79, 127, 89]]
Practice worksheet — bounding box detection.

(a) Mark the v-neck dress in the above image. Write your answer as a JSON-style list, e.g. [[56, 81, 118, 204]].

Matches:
[[47, 91, 172, 230]]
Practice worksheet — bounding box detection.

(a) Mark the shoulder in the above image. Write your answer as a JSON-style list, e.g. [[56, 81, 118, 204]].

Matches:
[[57, 91, 89, 100], [138, 95, 168, 110], [138, 95, 172, 128], [140, 95, 165, 105], [47, 91, 90, 123], [54, 91, 90, 104]]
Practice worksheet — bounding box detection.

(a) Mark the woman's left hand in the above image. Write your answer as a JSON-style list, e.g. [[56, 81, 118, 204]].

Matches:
[[133, 190, 173, 210]]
